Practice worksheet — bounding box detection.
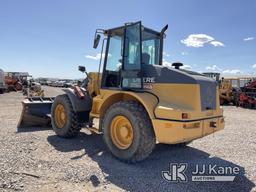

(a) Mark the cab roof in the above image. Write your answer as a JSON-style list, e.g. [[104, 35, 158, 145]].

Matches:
[[104, 24, 161, 37]]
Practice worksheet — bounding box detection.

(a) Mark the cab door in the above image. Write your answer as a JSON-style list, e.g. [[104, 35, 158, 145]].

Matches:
[[122, 22, 143, 89]]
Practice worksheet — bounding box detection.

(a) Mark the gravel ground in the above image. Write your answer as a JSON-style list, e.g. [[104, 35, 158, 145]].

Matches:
[[0, 86, 255, 192]]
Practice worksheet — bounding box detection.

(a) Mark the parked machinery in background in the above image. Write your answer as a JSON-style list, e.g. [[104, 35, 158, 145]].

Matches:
[[5, 72, 23, 91], [218, 77, 255, 106], [237, 79, 256, 109], [0, 69, 6, 94], [23, 77, 44, 97], [219, 78, 234, 105], [224, 77, 254, 107], [5, 72, 30, 92], [38, 78, 48, 85], [203, 73, 256, 107]]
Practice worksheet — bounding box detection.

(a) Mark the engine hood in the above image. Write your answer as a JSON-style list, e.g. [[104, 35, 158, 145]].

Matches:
[[142, 64, 218, 110], [142, 64, 217, 85]]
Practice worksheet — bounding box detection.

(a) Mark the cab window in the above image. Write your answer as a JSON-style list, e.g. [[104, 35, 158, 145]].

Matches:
[[142, 30, 160, 65]]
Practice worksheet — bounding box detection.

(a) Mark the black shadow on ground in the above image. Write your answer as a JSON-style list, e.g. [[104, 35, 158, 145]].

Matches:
[[47, 133, 255, 192], [17, 126, 52, 133]]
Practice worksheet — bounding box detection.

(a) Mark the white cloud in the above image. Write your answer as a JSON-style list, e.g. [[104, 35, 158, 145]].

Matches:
[[181, 52, 188, 56], [85, 53, 102, 60], [244, 37, 254, 41], [210, 41, 225, 47], [205, 65, 222, 71], [85, 53, 111, 60], [222, 69, 242, 74], [252, 64, 256, 69], [162, 59, 172, 66], [206, 65, 243, 75], [181, 34, 224, 48], [180, 64, 192, 70], [181, 34, 213, 47]]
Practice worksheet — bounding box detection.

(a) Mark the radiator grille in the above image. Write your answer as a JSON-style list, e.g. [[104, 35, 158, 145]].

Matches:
[[199, 81, 217, 111]]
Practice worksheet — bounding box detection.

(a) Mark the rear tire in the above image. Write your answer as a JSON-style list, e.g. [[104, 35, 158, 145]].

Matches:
[[51, 94, 81, 138], [102, 101, 156, 163]]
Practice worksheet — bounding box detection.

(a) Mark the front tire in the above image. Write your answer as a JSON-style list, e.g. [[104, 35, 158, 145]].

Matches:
[[51, 94, 81, 138], [102, 101, 156, 163]]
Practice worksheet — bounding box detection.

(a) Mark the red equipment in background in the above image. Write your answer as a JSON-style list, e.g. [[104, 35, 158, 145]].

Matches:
[[5, 74, 22, 91], [5, 72, 29, 92], [238, 79, 256, 109]]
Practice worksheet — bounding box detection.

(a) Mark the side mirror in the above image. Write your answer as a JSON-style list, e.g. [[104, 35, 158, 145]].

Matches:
[[78, 66, 86, 72], [93, 34, 101, 49]]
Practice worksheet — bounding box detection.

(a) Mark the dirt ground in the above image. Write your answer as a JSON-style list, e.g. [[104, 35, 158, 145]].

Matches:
[[0, 86, 255, 192]]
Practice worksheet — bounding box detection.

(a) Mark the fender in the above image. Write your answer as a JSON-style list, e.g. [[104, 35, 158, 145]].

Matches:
[[99, 90, 159, 119], [62, 88, 92, 112]]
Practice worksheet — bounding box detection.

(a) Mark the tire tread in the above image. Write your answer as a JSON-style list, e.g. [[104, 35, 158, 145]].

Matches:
[[51, 94, 81, 138], [102, 101, 155, 163]]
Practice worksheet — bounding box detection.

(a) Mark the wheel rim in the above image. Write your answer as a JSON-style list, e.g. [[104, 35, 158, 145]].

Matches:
[[110, 115, 133, 149], [54, 104, 67, 128]]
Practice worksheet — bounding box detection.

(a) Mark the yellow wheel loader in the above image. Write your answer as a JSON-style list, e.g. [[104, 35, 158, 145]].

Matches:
[[219, 78, 233, 104], [18, 22, 224, 163]]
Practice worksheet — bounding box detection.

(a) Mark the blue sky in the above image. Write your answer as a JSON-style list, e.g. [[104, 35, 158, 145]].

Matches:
[[0, 0, 255, 78]]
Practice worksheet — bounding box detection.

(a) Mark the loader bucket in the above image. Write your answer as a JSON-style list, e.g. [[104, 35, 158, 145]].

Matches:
[[18, 97, 54, 128]]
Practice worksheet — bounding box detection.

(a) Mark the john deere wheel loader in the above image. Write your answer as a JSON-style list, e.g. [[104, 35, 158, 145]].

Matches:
[[19, 22, 225, 163]]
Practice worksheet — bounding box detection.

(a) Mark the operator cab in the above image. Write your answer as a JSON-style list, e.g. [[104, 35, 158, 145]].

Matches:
[[94, 22, 167, 89]]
